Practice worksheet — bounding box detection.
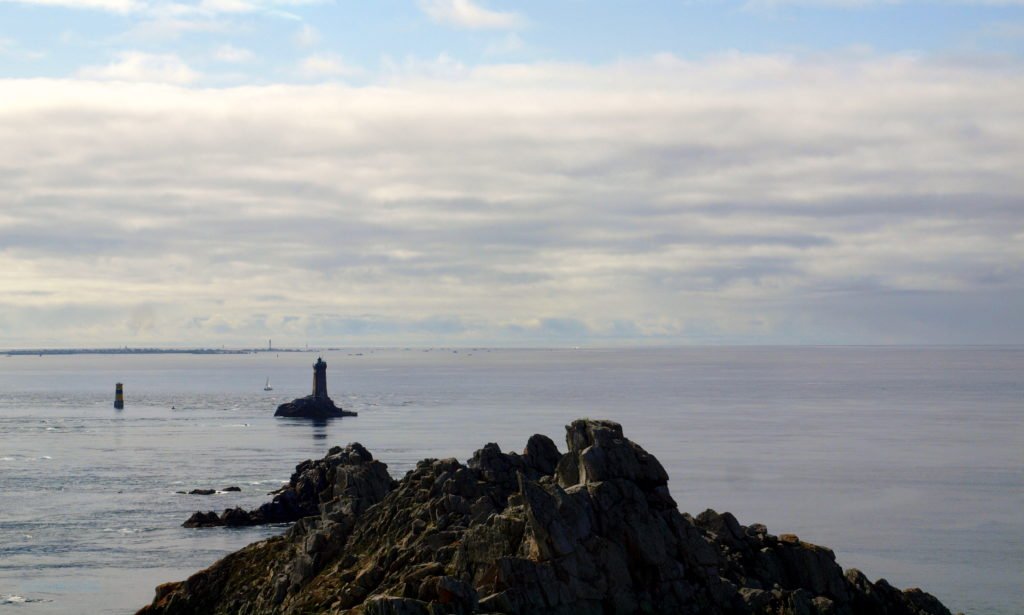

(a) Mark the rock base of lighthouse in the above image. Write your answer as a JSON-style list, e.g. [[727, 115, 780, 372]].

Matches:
[[274, 395, 356, 419]]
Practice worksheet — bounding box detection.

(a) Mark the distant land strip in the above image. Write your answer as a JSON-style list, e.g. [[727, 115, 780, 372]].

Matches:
[[3, 347, 310, 356]]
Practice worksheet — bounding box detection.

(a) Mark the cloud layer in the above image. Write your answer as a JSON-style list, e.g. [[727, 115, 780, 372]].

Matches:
[[1, 53, 1022, 346], [77, 51, 200, 83], [418, 0, 523, 30]]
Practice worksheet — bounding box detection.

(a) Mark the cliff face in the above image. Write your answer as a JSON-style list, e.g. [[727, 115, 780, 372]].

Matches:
[[140, 419, 957, 615]]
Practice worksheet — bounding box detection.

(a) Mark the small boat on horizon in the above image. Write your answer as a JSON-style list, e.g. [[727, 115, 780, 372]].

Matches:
[[263, 377, 273, 391]]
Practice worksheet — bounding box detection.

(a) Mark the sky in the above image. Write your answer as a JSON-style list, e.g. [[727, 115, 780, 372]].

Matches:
[[1, 0, 1023, 347]]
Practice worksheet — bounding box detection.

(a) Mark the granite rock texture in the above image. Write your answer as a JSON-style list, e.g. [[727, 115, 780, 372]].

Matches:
[[143, 419, 958, 615]]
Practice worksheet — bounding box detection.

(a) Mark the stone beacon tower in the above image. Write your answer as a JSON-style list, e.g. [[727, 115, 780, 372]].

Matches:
[[275, 355, 355, 418], [312, 357, 328, 399]]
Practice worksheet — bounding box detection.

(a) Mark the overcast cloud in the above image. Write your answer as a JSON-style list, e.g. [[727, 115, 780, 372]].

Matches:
[[1, 52, 1022, 347]]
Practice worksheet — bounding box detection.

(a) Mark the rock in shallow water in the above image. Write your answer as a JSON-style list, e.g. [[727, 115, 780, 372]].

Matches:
[[144, 419, 959, 615]]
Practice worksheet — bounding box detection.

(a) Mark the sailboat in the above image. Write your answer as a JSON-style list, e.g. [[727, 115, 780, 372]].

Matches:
[[263, 377, 273, 391]]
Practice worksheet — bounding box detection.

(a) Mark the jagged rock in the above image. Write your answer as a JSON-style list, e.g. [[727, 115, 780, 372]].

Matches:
[[188, 489, 215, 496], [181, 443, 395, 528], [523, 434, 561, 476], [143, 419, 958, 615], [222, 507, 254, 527], [182, 511, 221, 528]]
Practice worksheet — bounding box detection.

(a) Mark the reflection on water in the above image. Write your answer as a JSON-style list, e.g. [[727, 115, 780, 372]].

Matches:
[[276, 416, 334, 441], [311, 418, 330, 440]]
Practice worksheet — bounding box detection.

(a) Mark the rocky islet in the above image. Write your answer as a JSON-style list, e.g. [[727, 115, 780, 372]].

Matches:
[[274, 357, 357, 419]]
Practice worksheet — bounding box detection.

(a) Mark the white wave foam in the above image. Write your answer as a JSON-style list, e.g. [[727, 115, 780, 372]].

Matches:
[[0, 594, 47, 604]]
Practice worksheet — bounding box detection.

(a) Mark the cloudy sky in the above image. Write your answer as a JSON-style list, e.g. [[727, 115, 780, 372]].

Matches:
[[1, 0, 1022, 347]]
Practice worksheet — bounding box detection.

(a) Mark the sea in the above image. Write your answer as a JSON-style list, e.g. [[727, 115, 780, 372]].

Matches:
[[0, 347, 1020, 614]]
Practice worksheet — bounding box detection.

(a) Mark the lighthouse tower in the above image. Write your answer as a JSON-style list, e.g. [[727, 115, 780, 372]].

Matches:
[[275, 354, 355, 418], [312, 357, 328, 399]]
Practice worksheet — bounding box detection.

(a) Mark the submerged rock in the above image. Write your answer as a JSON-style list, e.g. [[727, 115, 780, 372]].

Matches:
[[144, 419, 958, 615]]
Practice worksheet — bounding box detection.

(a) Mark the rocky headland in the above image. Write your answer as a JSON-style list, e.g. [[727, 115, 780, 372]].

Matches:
[[142, 419, 958, 615]]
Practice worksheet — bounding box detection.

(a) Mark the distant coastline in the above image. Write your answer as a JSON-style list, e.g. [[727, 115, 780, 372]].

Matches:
[[2, 347, 309, 356]]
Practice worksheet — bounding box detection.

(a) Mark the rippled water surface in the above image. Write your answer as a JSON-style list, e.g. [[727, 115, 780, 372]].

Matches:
[[0, 348, 1021, 614]]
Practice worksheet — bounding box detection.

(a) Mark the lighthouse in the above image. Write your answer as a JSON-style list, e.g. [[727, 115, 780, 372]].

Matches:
[[312, 357, 328, 399], [114, 383, 124, 409], [276, 355, 355, 418]]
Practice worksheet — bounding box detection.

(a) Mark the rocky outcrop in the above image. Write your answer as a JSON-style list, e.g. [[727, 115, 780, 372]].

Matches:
[[143, 419, 958, 615], [176, 487, 241, 495], [275, 395, 357, 419], [183, 443, 394, 528]]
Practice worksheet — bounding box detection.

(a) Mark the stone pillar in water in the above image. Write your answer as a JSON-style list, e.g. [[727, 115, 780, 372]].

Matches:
[[114, 383, 124, 409], [312, 357, 328, 399]]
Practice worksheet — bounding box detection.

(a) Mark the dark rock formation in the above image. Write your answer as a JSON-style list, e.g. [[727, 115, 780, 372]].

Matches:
[[143, 419, 958, 615], [224, 486, 242, 492], [188, 489, 216, 495], [183, 443, 394, 528], [275, 396, 357, 419]]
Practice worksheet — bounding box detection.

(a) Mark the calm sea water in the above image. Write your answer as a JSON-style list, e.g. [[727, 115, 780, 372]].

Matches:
[[0, 348, 1020, 614]]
